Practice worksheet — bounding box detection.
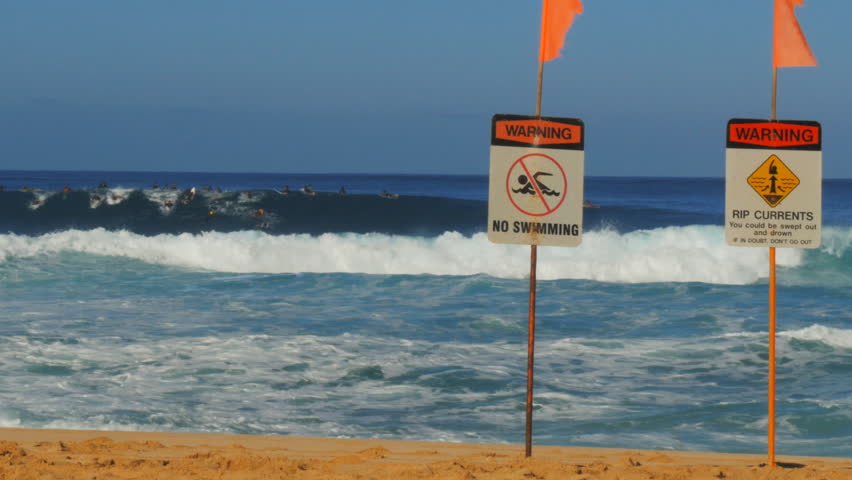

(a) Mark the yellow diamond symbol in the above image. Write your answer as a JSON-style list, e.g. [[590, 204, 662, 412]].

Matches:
[[747, 154, 799, 208]]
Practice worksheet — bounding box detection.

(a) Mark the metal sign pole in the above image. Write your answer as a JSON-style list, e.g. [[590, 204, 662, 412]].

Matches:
[[525, 56, 545, 459], [525, 243, 537, 458]]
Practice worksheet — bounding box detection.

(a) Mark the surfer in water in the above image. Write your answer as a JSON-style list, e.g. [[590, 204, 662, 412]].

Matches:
[[181, 187, 196, 205], [254, 208, 271, 229]]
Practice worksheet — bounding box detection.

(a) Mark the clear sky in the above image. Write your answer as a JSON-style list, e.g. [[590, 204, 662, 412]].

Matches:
[[1, 1, 850, 177]]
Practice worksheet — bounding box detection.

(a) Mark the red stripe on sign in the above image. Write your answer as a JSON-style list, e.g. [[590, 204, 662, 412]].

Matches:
[[728, 122, 819, 148]]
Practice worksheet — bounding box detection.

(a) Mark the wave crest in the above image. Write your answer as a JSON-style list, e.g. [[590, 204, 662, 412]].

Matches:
[[0, 226, 826, 284], [781, 324, 852, 350]]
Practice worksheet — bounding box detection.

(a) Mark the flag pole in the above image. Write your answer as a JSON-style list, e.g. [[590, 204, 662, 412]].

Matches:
[[767, 0, 818, 463], [768, 246, 777, 467], [524, 57, 544, 463], [767, 64, 778, 468], [525, 241, 537, 458], [771, 67, 778, 121], [525, 1, 548, 458]]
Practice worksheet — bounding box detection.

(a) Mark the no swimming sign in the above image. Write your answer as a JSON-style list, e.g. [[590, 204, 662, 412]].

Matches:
[[488, 114, 584, 247]]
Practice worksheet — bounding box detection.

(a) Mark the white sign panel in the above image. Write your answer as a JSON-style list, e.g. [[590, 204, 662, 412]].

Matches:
[[488, 114, 584, 247], [725, 119, 822, 249]]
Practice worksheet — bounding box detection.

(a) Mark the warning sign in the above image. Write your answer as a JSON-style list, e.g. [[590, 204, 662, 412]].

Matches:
[[747, 155, 799, 207], [725, 119, 821, 249], [488, 114, 584, 247]]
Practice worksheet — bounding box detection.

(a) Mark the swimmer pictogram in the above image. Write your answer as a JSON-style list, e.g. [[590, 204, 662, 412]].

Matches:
[[512, 172, 561, 197], [506, 153, 567, 217]]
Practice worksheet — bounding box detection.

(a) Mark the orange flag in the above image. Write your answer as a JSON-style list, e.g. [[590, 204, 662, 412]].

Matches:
[[538, 0, 583, 63], [774, 0, 816, 68]]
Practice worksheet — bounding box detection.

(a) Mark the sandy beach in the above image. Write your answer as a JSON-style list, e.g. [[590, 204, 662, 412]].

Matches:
[[0, 428, 850, 479]]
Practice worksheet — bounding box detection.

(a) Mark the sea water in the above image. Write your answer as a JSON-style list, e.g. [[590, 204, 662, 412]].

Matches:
[[1, 171, 851, 457]]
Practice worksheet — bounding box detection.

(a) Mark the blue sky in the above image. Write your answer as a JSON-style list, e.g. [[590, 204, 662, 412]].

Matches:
[[1, 1, 849, 177]]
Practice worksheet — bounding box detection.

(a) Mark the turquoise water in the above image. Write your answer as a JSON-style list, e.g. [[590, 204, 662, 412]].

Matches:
[[1, 171, 851, 457]]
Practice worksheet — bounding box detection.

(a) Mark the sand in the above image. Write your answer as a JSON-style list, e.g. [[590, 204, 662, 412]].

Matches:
[[0, 428, 851, 479]]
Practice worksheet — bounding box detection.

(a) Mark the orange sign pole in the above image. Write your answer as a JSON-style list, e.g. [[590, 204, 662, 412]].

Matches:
[[766, 64, 779, 467], [767, 0, 817, 463], [768, 246, 777, 466]]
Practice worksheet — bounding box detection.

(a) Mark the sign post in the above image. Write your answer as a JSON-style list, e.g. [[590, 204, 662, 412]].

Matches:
[[726, 0, 818, 466], [725, 119, 821, 466], [491, 0, 583, 457], [488, 114, 584, 457]]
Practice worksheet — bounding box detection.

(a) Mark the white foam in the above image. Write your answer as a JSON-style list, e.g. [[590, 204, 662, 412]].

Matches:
[[140, 189, 182, 214], [819, 227, 852, 258], [0, 324, 847, 452], [105, 188, 133, 205], [537, 225, 802, 284], [781, 324, 852, 350], [0, 226, 813, 284], [27, 190, 53, 210]]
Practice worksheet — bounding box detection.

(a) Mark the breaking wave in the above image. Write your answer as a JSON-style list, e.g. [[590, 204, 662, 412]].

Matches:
[[3, 225, 851, 285]]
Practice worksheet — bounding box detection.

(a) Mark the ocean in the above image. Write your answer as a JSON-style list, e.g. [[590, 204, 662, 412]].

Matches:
[[1, 170, 851, 457]]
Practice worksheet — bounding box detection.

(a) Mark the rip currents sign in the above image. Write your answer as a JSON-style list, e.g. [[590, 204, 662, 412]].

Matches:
[[488, 114, 584, 247], [725, 119, 822, 249]]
